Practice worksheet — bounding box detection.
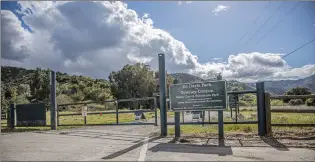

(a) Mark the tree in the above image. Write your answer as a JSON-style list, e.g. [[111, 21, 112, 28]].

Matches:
[[109, 63, 157, 109], [30, 67, 49, 102], [284, 87, 312, 102]]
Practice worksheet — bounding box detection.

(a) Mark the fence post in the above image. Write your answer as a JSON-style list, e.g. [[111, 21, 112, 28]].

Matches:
[[265, 93, 272, 136], [154, 97, 158, 126], [9, 104, 16, 129], [116, 101, 119, 124], [175, 112, 180, 138], [50, 71, 57, 130], [256, 82, 266, 136], [217, 74, 224, 139], [158, 53, 167, 136]]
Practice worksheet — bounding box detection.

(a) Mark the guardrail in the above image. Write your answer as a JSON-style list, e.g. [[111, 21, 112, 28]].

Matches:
[[265, 93, 315, 135]]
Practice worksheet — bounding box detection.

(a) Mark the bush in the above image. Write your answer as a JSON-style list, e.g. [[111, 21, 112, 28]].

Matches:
[[56, 94, 74, 105], [288, 99, 304, 106], [15, 95, 30, 104], [305, 98, 315, 106], [271, 99, 284, 106]]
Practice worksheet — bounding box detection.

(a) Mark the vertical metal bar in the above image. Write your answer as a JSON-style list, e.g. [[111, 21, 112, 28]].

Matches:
[[265, 93, 272, 136], [9, 104, 16, 129], [217, 74, 224, 139], [256, 82, 266, 136], [116, 101, 119, 124], [50, 71, 57, 130], [182, 111, 184, 123], [175, 112, 180, 138], [230, 107, 232, 118], [158, 53, 167, 136], [154, 97, 158, 126], [218, 110, 224, 139]]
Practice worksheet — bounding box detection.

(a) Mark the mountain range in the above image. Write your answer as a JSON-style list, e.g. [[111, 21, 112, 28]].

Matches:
[[1, 66, 314, 95]]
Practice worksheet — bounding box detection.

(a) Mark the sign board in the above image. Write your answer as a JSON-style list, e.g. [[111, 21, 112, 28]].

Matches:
[[16, 103, 46, 126], [169, 81, 227, 111], [229, 94, 239, 108], [82, 106, 88, 117], [191, 111, 202, 120]]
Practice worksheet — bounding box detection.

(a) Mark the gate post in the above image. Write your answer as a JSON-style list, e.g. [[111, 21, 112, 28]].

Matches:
[[265, 93, 272, 136], [9, 104, 16, 129], [158, 53, 167, 136], [256, 82, 266, 136], [154, 97, 158, 126], [50, 71, 57, 130]]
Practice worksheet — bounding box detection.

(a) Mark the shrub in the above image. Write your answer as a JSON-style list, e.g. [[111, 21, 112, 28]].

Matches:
[[271, 99, 284, 106], [56, 94, 73, 105], [288, 99, 304, 106], [305, 98, 315, 106]]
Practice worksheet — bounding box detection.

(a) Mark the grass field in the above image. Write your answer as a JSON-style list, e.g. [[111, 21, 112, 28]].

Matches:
[[1, 110, 157, 133], [167, 111, 315, 136], [2, 108, 314, 135]]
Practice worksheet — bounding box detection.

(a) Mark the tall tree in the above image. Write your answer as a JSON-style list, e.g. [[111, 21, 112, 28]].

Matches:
[[109, 63, 157, 109]]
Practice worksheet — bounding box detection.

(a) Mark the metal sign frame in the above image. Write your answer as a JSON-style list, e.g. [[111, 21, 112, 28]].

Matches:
[[169, 80, 227, 112]]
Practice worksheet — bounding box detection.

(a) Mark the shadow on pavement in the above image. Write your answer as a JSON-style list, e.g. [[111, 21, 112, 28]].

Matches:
[[149, 139, 233, 156], [260, 136, 289, 151], [102, 136, 163, 160]]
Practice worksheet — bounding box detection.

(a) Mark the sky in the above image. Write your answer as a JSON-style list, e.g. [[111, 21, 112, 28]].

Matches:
[[1, 1, 315, 83]]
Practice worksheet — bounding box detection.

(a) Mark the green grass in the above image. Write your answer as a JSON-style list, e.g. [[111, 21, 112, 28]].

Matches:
[[1, 110, 156, 133], [167, 111, 315, 136]]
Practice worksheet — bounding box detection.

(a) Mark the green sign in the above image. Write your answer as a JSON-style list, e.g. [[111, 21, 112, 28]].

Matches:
[[169, 81, 227, 111]]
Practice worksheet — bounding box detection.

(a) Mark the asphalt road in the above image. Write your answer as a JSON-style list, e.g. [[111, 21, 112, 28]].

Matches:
[[1, 125, 315, 161]]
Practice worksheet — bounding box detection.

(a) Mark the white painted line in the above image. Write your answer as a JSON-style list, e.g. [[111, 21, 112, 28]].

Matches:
[[138, 137, 149, 161]]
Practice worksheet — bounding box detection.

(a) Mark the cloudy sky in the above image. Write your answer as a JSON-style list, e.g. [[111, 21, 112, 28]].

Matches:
[[1, 1, 315, 82]]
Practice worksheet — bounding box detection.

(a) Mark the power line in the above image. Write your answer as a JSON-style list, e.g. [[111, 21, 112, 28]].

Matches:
[[244, 2, 284, 45], [238, 37, 315, 81], [256, 2, 302, 44], [239, 1, 271, 41]]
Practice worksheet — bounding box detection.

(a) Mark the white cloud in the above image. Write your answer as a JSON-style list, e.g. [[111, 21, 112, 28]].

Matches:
[[178, 1, 192, 5], [212, 5, 230, 16], [1, 1, 314, 83]]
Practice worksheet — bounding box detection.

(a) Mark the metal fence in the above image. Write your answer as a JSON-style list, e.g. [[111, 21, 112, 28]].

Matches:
[[57, 97, 158, 126]]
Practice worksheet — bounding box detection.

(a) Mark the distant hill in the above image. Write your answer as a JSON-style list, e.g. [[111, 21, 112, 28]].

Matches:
[[169, 73, 204, 83], [263, 74, 315, 95]]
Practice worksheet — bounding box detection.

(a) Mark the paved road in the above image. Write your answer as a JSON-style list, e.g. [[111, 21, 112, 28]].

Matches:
[[1, 125, 315, 161]]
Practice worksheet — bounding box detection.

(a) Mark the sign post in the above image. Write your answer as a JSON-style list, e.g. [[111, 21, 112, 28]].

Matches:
[[82, 105, 88, 125], [169, 80, 227, 138]]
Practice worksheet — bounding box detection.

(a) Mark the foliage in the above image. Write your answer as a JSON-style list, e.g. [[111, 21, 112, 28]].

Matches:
[[284, 87, 311, 102], [288, 99, 304, 106], [305, 98, 315, 106], [239, 94, 256, 106], [56, 94, 74, 105], [270, 99, 284, 106], [108, 63, 158, 109], [1, 66, 113, 109]]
